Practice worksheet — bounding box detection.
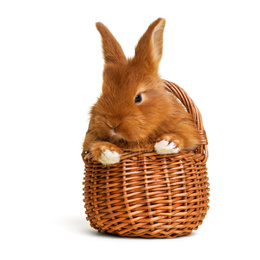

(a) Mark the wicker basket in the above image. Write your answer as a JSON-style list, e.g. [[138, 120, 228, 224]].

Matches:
[[82, 81, 209, 238]]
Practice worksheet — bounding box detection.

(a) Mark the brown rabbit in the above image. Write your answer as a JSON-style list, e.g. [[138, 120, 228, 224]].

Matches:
[[83, 18, 200, 165]]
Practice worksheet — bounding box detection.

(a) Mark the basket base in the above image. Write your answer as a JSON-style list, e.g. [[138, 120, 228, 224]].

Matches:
[[100, 229, 193, 239], [86, 212, 206, 239]]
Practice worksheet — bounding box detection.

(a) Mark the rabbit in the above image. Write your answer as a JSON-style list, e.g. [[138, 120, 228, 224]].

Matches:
[[83, 18, 201, 165]]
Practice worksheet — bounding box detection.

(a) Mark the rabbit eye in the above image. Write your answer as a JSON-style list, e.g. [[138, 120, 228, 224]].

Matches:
[[135, 94, 142, 104]]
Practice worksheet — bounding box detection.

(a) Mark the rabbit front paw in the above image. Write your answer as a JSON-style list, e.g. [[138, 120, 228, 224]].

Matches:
[[154, 140, 180, 154], [91, 142, 122, 165], [99, 149, 120, 165], [154, 134, 183, 155]]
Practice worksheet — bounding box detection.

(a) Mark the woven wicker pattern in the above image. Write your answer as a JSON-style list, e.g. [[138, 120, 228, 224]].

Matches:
[[82, 81, 209, 238]]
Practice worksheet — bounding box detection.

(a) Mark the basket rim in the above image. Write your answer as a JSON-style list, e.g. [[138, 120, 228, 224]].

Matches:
[[82, 149, 204, 162]]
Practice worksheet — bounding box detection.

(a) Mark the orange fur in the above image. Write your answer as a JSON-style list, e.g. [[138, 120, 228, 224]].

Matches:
[[83, 18, 201, 162]]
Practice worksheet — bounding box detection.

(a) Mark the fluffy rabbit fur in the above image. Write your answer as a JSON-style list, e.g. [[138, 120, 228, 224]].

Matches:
[[83, 18, 201, 165]]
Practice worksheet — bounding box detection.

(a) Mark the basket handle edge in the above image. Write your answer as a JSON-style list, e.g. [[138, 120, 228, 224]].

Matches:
[[164, 80, 208, 162]]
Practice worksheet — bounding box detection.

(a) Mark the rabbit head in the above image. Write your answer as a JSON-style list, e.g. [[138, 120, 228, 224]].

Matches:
[[90, 18, 175, 143]]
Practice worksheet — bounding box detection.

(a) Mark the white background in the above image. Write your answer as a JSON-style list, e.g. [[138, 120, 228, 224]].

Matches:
[[1, 0, 259, 259]]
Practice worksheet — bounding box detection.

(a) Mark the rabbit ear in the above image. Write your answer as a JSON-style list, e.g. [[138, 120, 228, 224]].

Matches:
[[96, 22, 127, 64], [134, 18, 166, 70]]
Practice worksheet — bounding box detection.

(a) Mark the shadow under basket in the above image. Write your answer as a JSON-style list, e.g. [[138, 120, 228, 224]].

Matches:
[[82, 81, 210, 238]]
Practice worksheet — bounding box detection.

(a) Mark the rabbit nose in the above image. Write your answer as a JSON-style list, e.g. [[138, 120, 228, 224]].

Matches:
[[106, 122, 121, 132], [112, 124, 121, 132]]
